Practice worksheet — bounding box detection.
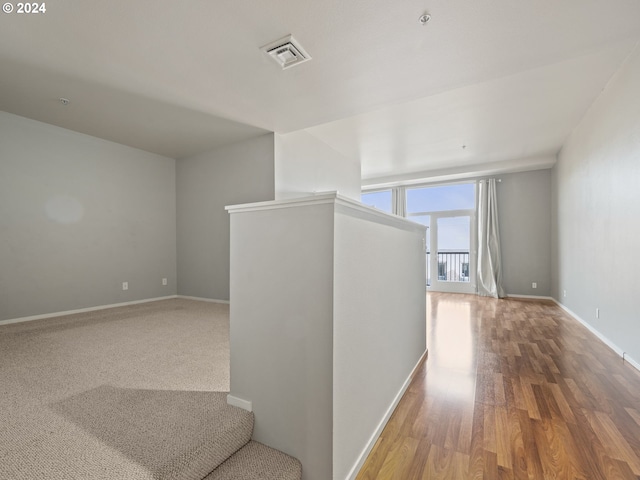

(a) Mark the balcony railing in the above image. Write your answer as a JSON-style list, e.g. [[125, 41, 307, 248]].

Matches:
[[426, 251, 470, 285]]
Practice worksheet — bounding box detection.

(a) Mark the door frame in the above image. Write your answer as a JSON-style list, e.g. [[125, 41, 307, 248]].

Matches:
[[427, 209, 477, 294]]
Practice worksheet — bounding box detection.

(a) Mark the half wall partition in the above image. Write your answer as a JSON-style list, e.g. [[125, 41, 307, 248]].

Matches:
[[226, 193, 427, 480]]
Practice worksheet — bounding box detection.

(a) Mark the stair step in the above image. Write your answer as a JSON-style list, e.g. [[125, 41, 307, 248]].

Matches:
[[47, 389, 254, 480], [203, 441, 302, 480], [133, 391, 254, 480]]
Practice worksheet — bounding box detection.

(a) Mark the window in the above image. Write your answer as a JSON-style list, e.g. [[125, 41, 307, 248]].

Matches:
[[361, 189, 392, 214], [405, 183, 476, 293], [406, 183, 475, 214], [360, 182, 476, 293]]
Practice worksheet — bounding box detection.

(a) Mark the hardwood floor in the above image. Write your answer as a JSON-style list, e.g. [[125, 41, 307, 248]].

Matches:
[[356, 293, 640, 479]]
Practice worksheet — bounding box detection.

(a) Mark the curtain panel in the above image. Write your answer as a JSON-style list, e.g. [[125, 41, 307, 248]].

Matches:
[[477, 178, 505, 298]]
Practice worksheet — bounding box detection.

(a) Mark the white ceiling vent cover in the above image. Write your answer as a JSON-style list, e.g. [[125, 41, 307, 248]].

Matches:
[[261, 35, 311, 70]]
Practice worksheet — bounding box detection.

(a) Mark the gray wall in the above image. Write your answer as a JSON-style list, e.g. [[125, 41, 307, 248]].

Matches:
[[176, 134, 275, 300], [0, 112, 177, 321], [497, 169, 552, 296], [552, 45, 640, 363]]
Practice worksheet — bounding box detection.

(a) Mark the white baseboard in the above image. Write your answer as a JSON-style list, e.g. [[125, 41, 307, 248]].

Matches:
[[0, 295, 179, 326], [176, 295, 230, 305], [227, 394, 253, 412], [552, 299, 640, 373], [623, 353, 640, 372], [345, 349, 429, 480], [507, 294, 554, 300]]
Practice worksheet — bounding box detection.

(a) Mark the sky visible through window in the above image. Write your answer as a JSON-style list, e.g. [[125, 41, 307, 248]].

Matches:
[[361, 190, 392, 213], [361, 184, 475, 218], [437, 216, 470, 250], [408, 184, 474, 251], [362, 183, 475, 251], [406, 184, 475, 213]]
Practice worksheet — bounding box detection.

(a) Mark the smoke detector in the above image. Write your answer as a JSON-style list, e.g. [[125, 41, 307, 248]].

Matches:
[[261, 35, 311, 70]]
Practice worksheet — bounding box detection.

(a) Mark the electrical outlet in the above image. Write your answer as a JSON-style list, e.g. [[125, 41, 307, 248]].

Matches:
[[122, 282, 128, 291], [532, 282, 537, 289], [563, 290, 567, 298], [596, 308, 599, 319], [162, 278, 168, 286]]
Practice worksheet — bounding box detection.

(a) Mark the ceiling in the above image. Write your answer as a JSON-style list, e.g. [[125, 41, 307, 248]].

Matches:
[[1, 0, 639, 180]]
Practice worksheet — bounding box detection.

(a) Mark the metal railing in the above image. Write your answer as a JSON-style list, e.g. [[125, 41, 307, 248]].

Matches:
[[427, 251, 470, 285]]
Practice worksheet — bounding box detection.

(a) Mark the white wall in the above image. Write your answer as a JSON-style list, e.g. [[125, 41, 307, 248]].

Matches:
[[498, 169, 552, 297], [229, 199, 335, 480], [176, 134, 275, 300], [274, 130, 361, 201], [552, 45, 640, 363], [227, 194, 426, 480], [0, 112, 177, 321], [333, 206, 426, 480]]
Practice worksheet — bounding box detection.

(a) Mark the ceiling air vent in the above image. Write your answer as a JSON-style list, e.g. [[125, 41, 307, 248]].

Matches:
[[261, 35, 311, 70]]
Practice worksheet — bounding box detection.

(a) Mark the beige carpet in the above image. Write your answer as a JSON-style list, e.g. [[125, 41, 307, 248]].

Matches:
[[0, 299, 248, 479], [204, 441, 302, 480]]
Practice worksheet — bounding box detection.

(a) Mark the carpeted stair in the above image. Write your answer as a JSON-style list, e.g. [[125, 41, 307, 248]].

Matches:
[[204, 440, 302, 480], [196, 402, 302, 480], [143, 393, 302, 480], [47, 388, 301, 480]]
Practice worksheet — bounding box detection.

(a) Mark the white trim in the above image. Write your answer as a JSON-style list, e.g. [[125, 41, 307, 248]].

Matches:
[[226, 192, 425, 235], [507, 294, 554, 300], [333, 200, 425, 234], [226, 192, 339, 213], [345, 349, 428, 480], [227, 394, 253, 412], [552, 299, 640, 374], [361, 155, 556, 189], [623, 353, 640, 373], [0, 296, 178, 326], [176, 295, 230, 305]]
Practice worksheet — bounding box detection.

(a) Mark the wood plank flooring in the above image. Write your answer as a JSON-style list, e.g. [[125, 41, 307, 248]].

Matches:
[[356, 293, 640, 479]]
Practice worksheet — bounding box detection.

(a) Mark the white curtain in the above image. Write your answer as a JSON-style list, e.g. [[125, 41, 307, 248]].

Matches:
[[393, 187, 406, 217], [477, 179, 505, 298]]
